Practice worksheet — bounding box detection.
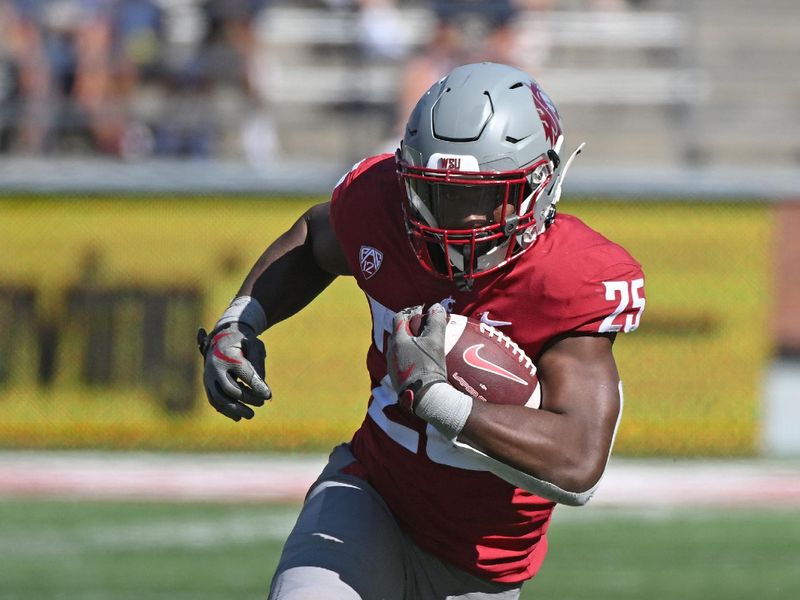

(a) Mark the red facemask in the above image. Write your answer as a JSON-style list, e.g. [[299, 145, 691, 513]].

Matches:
[[397, 155, 554, 289]]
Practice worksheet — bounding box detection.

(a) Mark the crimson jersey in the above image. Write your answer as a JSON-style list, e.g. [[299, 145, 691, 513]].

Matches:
[[329, 154, 645, 583]]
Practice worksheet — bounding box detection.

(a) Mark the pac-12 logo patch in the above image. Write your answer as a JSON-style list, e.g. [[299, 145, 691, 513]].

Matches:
[[359, 245, 383, 279]]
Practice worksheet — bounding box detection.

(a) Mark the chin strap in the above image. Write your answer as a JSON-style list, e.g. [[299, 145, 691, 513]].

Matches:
[[454, 273, 473, 292], [549, 142, 585, 209], [541, 141, 586, 229]]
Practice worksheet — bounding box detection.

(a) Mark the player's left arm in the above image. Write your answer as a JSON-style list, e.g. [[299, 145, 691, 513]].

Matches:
[[388, 307, 623, 506], [388, 256, 643, 505], [456, 332, 622, 505], [455, 258, 643, 504]]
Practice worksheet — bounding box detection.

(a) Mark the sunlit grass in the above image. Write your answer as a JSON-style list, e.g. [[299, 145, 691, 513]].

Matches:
[[0, 499, 796, 600]]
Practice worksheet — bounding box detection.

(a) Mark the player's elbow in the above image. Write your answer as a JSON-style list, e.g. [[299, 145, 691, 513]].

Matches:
[[550, 456, 607, 506], [552, 469, 601, 507], [559, 492, 591, 507]]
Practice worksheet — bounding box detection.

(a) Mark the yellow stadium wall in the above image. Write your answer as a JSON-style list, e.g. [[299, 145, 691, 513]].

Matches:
[[0, 197, 771, 455]]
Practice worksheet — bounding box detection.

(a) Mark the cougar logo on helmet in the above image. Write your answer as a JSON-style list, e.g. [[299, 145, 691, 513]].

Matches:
[[530, 83, 561, 147]]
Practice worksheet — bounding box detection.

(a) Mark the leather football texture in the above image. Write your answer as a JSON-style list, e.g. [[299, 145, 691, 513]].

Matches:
[[443, 314, 540, 408]]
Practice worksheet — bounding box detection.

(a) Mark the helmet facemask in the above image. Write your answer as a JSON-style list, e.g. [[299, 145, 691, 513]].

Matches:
[[397, 62, 582, 290], [399, 154, 555, 290]]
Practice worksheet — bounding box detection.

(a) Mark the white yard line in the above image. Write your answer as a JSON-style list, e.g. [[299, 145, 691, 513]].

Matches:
[[0, 451, 324, 502], [0, 511, 299, 556], [0, 451, 798, 507]]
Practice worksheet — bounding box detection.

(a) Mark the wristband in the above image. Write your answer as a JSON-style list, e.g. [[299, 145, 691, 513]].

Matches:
[[215, 296, 268, 334], [414, 382, 473, 440]]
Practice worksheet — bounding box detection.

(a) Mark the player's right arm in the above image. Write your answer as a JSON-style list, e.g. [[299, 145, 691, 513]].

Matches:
[[198, 202, 350, 421], [239, 201, 351, 323]]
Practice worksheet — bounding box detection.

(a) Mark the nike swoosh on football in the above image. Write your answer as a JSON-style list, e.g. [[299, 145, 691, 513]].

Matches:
[[479, 312, 512, 327], [462, 344, 527, 385]]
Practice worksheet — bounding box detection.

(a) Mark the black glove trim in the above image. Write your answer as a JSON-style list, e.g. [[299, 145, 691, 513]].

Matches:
[[197, 321, 259, 358], [197, 322, 235, 358]]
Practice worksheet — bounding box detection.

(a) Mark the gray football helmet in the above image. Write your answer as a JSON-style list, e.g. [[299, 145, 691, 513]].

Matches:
[[397, 62, 583, 290]]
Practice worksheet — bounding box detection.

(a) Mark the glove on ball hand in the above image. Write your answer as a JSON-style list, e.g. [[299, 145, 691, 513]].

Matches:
[[197, 322, 271, 421], [387, 303, 449, 412]]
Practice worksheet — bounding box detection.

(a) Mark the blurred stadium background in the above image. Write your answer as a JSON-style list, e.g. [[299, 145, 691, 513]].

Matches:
[[1, 0, 799, 598]]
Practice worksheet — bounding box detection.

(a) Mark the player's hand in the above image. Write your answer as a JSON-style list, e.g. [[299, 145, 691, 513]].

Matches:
[[197, 323, 271, 421], [387, 303, 448, 412]]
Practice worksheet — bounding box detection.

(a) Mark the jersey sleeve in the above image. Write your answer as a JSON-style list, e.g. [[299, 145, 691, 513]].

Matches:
[[329, 160, 363, 240], [558, 251, 646, 336], [329, 155, 392, 238]]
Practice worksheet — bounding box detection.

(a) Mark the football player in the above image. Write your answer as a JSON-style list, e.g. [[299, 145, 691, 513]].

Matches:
[[199, 62, 645, 599]]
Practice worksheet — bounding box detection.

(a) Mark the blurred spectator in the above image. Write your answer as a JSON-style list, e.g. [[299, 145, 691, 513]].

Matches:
[[431, 0, 518, 36], [2, 0, 163, 156], [107, 0, 164, 158], [0, 0, 647, 161], [385, 0, 522, 151], [356, 0, 411, 60], [0, 1, 19, 151], [394, 17, 466, 139], [4, 0, 72, 153], [197, 0, 267, 90], [1, 0, 272, 160], [156, 0, 271, 159]]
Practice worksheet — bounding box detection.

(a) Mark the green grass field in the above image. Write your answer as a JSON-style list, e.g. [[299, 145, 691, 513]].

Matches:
[[1, 499, 798, 600]]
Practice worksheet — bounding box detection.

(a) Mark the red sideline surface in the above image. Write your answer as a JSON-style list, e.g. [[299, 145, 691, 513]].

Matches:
[[1, 451, 799, 507]]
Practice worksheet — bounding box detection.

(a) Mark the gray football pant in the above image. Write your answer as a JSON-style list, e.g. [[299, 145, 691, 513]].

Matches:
[[268, 443, 522, 600]]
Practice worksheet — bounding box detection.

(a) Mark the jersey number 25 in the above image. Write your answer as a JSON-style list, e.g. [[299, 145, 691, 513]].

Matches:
[[599, 278, 645, 333]]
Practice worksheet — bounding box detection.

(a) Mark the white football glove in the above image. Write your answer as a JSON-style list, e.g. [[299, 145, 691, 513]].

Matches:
[[197, 322, 271, 421]]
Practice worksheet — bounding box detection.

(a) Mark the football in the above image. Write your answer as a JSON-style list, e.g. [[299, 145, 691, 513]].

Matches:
[[443, 314, 541, 408]]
